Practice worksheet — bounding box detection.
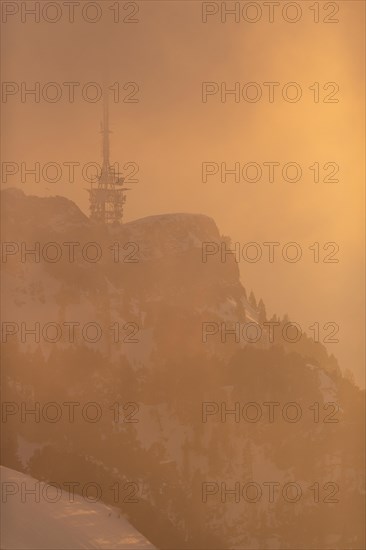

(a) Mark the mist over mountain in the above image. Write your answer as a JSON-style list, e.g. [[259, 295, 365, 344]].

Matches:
[[1, 189, 364, 549]]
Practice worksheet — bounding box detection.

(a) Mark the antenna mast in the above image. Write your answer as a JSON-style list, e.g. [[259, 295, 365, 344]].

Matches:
[[102, 91, 110, 174], [86, 87, 130, 224]]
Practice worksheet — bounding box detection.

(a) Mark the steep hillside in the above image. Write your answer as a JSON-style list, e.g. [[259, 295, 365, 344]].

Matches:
[[1, 189, 364, 549]]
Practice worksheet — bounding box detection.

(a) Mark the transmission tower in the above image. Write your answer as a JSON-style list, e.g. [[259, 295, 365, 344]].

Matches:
[[87, 89, 130, 224]]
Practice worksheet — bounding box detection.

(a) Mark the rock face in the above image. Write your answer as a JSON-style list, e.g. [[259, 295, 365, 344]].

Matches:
[[1, 188, 256, 364], [1, 189, 364, 550]]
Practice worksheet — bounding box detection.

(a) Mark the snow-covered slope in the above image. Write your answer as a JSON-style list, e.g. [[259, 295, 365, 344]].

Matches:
[[2, 189, 363, 549], [0, 466, 155, 550]]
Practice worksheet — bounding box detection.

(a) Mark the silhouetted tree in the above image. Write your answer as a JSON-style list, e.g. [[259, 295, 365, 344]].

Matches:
[[249, 290, 257, 309], [258, 298, 267, 324]]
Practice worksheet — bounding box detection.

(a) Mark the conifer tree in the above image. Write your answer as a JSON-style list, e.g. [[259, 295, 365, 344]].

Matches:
[[258, 298, 267, 324], [249, 290, 257, 309]]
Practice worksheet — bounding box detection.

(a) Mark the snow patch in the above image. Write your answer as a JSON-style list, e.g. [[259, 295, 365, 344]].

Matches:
[[0, 466, 155, 549]]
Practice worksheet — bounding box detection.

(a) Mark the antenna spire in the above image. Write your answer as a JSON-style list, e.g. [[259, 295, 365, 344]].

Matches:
[[102, 88, 110, 173]]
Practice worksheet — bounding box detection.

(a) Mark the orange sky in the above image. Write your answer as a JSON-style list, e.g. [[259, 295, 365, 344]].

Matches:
[[1, 1, 365, 385]]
